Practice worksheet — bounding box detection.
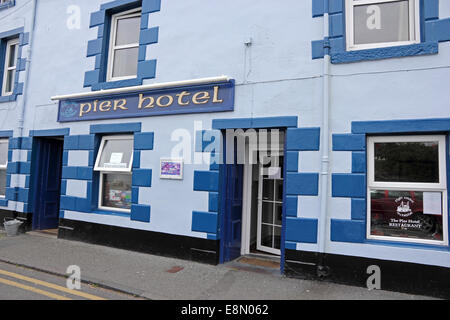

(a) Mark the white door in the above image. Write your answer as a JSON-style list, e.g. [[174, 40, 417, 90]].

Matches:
[[256, 154, 283, 255]]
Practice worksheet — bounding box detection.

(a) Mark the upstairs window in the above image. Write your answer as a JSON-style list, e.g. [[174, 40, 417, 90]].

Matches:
[[345, 0, 420, 51], [107, 8, 141, 82], [2, 38, 19, 96], [94, 135, 134, 212]]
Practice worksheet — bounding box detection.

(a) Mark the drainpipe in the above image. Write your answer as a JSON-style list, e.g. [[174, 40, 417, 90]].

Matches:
[[15, 0, 38, 214], [317, 7, 331, 278]]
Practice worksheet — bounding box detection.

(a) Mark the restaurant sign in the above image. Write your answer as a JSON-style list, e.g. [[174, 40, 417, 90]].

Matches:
[[57, 80, 235, 122]]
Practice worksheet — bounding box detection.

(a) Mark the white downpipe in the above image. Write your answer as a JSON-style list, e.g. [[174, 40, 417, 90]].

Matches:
[[15, 0, 37, 213], [318, 12, 330, 259], [50, 75, 231, 101]]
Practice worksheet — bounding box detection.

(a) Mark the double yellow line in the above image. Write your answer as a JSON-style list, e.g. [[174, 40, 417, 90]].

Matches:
[[0, 269, 106, 300]]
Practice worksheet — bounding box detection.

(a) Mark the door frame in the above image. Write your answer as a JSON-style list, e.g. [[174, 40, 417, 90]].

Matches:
[[219, 126, 288, 263], [30, 136, 64, 230]]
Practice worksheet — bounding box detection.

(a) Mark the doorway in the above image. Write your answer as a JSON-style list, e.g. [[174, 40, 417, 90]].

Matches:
[[220, 129, 285, 263], [31, 137, 64, 230]]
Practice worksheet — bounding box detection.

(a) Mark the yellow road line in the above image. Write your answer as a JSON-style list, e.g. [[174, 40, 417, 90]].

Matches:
[[0, 277, 71, 300], [0, 269, 106, 300]]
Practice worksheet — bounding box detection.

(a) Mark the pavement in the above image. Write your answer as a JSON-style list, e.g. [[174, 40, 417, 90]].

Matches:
[[0, 229, 438, 300]]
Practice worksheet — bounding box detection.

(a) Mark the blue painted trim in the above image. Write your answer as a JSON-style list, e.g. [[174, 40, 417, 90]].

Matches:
[[92, 209, 130, 218], [312, 0, 447, 63], [352, 117, 450, 134], [208, 192, 218, 213], [331, 219, 365, 243], [332, 134, 365, 151], [285, 196, 298, 217], [0, 130, 13, 137], [90, 122, 141, 134], [61, 166, 93, 181], [286, 173, 319, 196], [134, 132, 154, 150], [286, 217, 318, 243], [132, 150, 141, 168], [351, 151, 366, 174], [212, 116, 298, 130], [30, 128, 70, 137], [351, 198, 365, 221], [85, 0, 161, 90], [331, 174, 365, 198], [286, 127, 321, 151], [132, 169, 152, 187], [192, 211, 218, 234], [131, 204, 151, 222], [193, 170, 219, 192]]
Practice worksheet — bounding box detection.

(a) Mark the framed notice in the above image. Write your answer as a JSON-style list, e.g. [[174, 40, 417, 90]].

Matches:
[[160, 158, 183, 180]]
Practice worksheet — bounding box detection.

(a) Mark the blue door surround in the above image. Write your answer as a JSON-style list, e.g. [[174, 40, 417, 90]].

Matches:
[[215, 117, 300, 266], [31, 137, 64, 230], [193, 116, 321, 271]]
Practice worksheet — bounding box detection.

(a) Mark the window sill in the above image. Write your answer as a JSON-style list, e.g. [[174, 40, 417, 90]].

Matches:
[[365, 239, 449, 252], [331, 42, 439, 64], [91, 78, 142, 91], [0, 95, 17, 103]]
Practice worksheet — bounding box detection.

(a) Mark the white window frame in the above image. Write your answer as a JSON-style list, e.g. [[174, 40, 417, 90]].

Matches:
[[0, 138, 8, 198], [2, 38, 19, 96], [345, 0, 421, 51], [367, 135, 448, 246], [94, 135, 134, 213], [106, 8, 141, 82]]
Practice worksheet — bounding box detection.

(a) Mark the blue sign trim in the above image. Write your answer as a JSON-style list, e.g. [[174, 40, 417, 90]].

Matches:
[[58, 80, 235, 122]]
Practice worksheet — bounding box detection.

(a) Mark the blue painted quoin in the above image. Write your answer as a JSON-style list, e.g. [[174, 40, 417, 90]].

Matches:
[[311, 0, 449, 63], [331, 117, 450, 251], [84, 0, 161, 91], [191, 117, 321, 262]]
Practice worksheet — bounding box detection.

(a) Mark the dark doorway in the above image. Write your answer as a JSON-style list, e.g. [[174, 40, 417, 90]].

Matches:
[[31, 137, 64, 230]]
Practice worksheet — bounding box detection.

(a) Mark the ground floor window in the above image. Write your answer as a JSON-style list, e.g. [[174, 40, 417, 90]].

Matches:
[[94, 135, 133, 212], [0, 138, 8, 197], [367, 135, 448, 245]]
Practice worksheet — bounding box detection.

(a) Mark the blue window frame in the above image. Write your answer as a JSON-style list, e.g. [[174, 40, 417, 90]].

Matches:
[[311, 0, 450, 63], [84, 0, 160, 91]]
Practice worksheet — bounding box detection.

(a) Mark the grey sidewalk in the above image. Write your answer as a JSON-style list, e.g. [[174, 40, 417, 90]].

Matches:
[[0, 230, 437, 300]]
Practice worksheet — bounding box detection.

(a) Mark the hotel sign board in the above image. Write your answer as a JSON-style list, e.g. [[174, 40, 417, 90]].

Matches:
[[57, 80, 235, 122]]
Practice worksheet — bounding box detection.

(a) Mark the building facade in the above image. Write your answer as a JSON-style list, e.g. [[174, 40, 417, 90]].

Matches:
[[0, 0, 449, 297]]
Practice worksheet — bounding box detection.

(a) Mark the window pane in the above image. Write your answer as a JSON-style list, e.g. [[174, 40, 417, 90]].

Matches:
[[8, 43, 18, 68], [98, 137, 133, 169], [370, 189, 444, 241], [101, 173, 132, 210], [262, 179, 274, 201], [115, 15, 141, 46], [5, 70, 14, 93], [262, 202, 273, 224], [374, 141, 439, 183], [261, 224, 273, 248], [354, 0, 410, 45], [0, 170, 6, 196], [0, 141, 8, 166], [112, 47, 138, 78]]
